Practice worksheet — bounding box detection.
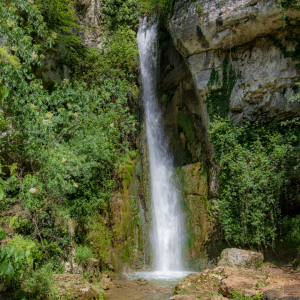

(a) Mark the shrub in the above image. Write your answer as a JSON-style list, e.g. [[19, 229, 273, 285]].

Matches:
[[75, 246, 93, 266], [17, 264, 57, 300], [208, 118, 299, 247], [0, 229, 30, 284]]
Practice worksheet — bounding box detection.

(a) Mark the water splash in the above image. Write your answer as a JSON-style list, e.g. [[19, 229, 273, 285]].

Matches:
[[137, 17, 184, 272]]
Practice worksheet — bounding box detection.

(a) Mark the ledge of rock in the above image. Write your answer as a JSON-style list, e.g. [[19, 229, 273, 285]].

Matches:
[[218, 248, 264, 270], [169, 0, 300, 58], [53, 274, 99, 300]]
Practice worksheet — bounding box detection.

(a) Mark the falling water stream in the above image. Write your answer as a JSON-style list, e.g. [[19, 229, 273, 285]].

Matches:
[[107, 18, 191, 300], [134, 18, 190, 282]]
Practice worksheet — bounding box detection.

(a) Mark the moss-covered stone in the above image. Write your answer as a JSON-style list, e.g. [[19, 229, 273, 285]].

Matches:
[[53, 274, 100, 299]]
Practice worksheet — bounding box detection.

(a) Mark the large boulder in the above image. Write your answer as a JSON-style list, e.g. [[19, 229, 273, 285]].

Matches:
[[53, 274, 99, 300], [218, 248, 264, 270], [173, 266, 269, 299], [100, 274, 111, 290], [173, 267, 224, 297]]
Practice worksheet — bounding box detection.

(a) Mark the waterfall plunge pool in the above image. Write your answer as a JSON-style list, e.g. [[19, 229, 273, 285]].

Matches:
[[126, 271, 193, 285]]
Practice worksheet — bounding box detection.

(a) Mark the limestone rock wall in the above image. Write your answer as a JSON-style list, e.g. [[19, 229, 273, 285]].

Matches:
[[166, 0, 300, 124], [74, 0, 103, 48], [158, 0, 300, 260], [160, 0, 300, 188]]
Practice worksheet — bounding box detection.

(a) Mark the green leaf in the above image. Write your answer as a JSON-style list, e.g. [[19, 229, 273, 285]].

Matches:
[[0, 228, 6, 241], [0, 86, 9, 106], [4, 262, 14, 280], [0, 185, 4, 200], [0, 260, 8, 277]]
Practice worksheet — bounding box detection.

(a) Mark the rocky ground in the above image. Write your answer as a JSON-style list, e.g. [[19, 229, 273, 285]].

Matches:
[[2, 248, 298, 300], [172, 249, 300, 300], [106, 278, 173, 300]]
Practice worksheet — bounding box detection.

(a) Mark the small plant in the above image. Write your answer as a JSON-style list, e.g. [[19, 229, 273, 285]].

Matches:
[[17, 263, 57, 300], [232, 290, 263, 300], [257, 261, 263, 268], [0, 228, 30, 282], [75, 246, 93, 266], [195, 2, 204, 16]]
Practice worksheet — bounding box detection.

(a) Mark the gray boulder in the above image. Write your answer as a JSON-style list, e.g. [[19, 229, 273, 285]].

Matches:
[[218, 248, 264, 269]]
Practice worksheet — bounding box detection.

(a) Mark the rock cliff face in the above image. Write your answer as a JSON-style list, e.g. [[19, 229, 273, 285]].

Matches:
[[74, 0, 102, 48], [161, 0, 300, 183], [159, 0, 300, 260]]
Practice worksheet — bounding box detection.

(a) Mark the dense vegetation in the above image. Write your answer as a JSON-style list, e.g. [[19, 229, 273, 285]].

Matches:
[[203, 1, 300, 266], [0, 0, 144, 297], [209, 118, 300, 250], [1, 0, 300, 298]]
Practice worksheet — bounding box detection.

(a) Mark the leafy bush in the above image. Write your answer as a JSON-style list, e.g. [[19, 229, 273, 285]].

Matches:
[[35, 0, 87, 66], [16, 264, 57, 300], [209, 118, 299, 247], [75, 246, 93, 266], [99, 0, 141, 30], [0, 0, 140, 293], [0, 229, 30, 283], [6, 235, 44, 270]]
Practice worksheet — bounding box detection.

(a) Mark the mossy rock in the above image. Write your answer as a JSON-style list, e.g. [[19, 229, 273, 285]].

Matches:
[[53, 274, 100, 299]]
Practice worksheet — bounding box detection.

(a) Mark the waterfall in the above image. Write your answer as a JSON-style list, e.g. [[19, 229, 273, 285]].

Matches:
[[137, 18, 184, 272]]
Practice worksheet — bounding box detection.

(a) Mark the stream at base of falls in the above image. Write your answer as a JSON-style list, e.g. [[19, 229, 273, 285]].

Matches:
[[106, 271, 192, 300]]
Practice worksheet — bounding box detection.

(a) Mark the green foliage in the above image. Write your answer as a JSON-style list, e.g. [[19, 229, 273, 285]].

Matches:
[[206, 57, 237, 119], [281, 215, 300, 246], [177, 112, 195, 142], [0, 229, 30, 282], [75, 246, 93, 266], [290, 83, 300, 102], [209, 118, 299, 247], [83, 27, 139, 86], [195, 2, 203, 16], [232, 290, 262, 300], [277, 0, 300, 25], [0, 85, 9, 107], [7, 236, 44, 270], [117, 150, 138, 193], [140, 0, 175, 17], [0, 47, 20, 69], [17, 263, 57, 300], [280, 215, 300, 267], [0, 0, 139, 290], [99, 0, 141, 31], [87, 215, 111, 266], [35, 0, 86, 66]]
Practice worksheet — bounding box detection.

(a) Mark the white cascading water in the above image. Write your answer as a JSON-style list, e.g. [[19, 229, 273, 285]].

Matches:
[[137, 18, 184, 275]]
